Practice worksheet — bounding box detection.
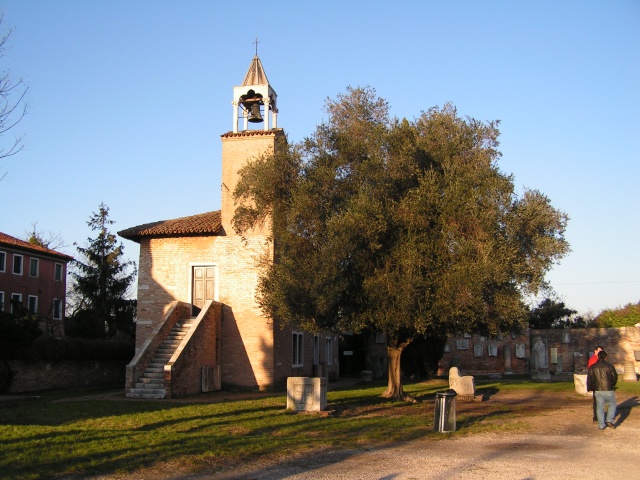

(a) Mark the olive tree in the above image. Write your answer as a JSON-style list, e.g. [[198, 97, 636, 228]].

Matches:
[[233, 87, 569, 400]]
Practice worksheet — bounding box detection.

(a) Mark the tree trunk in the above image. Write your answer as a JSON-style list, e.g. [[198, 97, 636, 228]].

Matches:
[[381, 345, 416, 402]]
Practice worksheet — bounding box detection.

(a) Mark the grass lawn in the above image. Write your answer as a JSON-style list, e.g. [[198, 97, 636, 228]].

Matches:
[[1, 378, 639, 480]]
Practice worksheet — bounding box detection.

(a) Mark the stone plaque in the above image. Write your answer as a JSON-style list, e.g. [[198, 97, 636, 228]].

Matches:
[[444, 343, 450, 353], [550, 347, 558, 364], [515, 342, 526, 359], [473, 344, 483, 358], [562, 332, 571, 344], [456, 339, 470, 350], [488, 344, 498, 357]]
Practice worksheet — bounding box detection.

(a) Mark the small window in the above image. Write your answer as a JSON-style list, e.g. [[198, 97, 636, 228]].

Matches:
[[325, 337, 334, 366], [13, 254, 23, 275], [292, 331, 304, 367], [28, 295, 38, 314], [30, 258, 39, 277], [0, 291, 4, 311], [11, 293, 23, 313], [52, 298, 62, 320], [0, 251, 6, 272], [54, 263, 63, 282]]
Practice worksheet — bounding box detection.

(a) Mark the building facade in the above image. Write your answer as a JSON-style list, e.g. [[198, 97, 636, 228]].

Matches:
[[119, 55, 339, 395], [0, 232, 72, 336]]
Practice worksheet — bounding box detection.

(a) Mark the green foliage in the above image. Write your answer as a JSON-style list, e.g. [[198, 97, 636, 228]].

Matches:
[[233, 87, 570, 346], [68, 202, 137, 339], [0, 308, 42, 360], [0, 307, 42, 392], [17, 335, 134, 362], [594, 301, 640, 328], [528, 297, 577, 329]]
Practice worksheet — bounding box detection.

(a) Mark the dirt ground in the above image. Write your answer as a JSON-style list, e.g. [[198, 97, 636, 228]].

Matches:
[[90, 386, 640, 480]]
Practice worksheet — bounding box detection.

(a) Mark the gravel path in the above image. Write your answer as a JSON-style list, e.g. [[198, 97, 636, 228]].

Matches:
[[211, 391, 640, 480]]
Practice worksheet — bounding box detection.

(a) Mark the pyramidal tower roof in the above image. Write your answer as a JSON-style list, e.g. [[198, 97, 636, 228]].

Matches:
[[242, 55, 270, 86]]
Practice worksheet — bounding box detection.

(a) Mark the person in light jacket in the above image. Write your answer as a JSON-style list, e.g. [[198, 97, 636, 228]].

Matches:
[[587, 350, 618, 430]]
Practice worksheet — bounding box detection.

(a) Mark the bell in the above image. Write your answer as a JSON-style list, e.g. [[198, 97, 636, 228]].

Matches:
[[248, 104, 263, 123]]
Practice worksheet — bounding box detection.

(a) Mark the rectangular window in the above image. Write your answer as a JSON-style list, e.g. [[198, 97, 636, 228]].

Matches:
[[292, 331, 303, 367], [30, 258, 39, 277], [28, 295, 38, 314], [11, 293, 23, 313], [52, 298, 62, 320], [0, 291, 4, 311], [325, 337, 334, 366], [54, 263, 63, 282], [13, 254, 23, 275], [0, 251, 5, 272], [313, 335, 320, 365]]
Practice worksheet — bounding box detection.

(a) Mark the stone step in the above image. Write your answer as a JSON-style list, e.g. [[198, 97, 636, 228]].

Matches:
[[136, 382, 163, 389], [128, 386, 166, 395], [139, 376, 162, 384], [126, 392, 166, 399], [142, 372, 163, 380]]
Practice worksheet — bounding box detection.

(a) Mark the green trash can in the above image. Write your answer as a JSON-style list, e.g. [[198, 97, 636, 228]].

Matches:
[[434, 389, 457, 432]]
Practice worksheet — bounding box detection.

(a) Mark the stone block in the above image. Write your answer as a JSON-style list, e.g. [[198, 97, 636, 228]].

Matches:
[[287, 377, 327, 412], [449, 367, 475, 400], [573, 373, 591, 396]]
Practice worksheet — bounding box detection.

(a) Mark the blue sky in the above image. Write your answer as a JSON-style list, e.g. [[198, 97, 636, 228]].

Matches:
[[1, 1, 638, 316]]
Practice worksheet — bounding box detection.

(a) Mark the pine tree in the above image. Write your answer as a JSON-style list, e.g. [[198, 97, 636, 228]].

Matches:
[[67, 203, 136, 338]]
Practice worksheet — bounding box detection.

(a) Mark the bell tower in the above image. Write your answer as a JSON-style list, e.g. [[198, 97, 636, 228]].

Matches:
[[221, 53, 283, 235], [232, 54, 278, 133]]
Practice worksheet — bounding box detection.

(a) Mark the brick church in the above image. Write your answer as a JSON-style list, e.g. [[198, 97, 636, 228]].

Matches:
[[119, 55, 339, 398]]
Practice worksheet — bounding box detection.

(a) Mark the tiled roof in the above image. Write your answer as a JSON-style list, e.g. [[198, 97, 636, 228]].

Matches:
[[0, 232, 74, 261], [117, 211, 222, 243], [221, 128, 284, 138]]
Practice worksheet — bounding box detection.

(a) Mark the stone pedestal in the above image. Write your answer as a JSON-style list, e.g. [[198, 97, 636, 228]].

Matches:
[[286, 377, 327, 412], [361, 370, 373, 382]]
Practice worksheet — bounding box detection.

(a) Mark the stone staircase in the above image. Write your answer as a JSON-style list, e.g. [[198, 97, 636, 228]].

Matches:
[[126, 320, 193, 399]]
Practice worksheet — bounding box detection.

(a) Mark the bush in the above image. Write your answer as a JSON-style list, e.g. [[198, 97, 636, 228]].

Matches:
[[594, 302, 640, 328], [16, 335, 134, 363]]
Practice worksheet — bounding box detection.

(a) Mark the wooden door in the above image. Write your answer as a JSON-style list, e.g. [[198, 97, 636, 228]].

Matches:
[[192, 266, 215, 316]]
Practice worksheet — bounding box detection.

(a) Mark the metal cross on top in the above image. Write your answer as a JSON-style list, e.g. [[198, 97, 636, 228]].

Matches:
[[253, 37, 259, 55]]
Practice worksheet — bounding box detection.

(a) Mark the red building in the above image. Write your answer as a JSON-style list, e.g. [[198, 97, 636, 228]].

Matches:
[[0, 232, 73, 336]]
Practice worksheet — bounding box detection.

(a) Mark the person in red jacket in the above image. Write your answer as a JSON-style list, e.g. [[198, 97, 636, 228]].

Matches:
[[588, 346, 603, 423]]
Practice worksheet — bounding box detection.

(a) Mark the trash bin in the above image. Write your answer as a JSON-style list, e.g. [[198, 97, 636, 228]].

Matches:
[[434, 389, 457, 432]]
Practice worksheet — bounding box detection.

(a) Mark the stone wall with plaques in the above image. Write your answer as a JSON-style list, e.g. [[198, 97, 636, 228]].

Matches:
[[437, 326, 640, 378]]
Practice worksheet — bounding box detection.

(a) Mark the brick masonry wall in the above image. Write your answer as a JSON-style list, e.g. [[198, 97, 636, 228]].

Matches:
[[6, 360, 126, 393], [437, 333, 530, 376], [437, 327, 640, 377], [135, 233, 282, 390]]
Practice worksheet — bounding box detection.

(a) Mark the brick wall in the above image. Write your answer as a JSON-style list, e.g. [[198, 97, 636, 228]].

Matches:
[[168, 301, 222, 397], [135, 234, 279, 390], [437, 327, 640, 377]]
